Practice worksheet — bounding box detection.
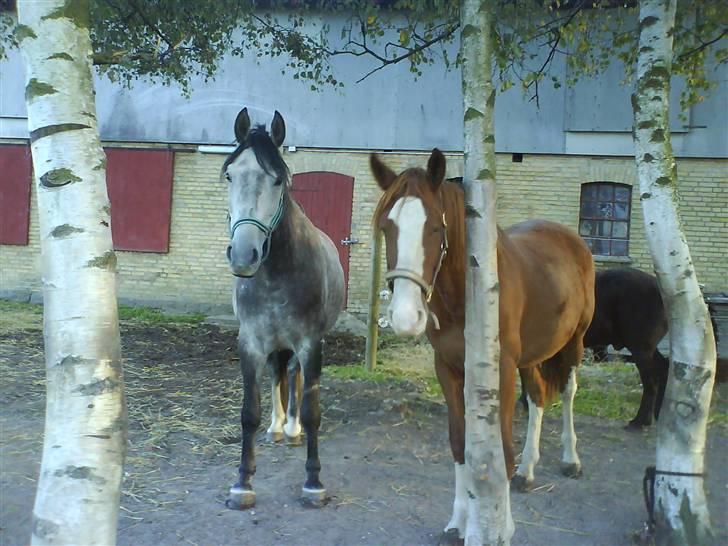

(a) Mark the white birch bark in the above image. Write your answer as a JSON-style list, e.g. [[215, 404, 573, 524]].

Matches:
[[633, 1, 716, 543], [460, 0, 514, 544], [17, 1, 126, 544]]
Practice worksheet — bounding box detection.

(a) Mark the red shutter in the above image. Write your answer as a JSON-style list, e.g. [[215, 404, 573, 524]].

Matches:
[[0, 144, 32, 246], [105, 148, 174, 253]]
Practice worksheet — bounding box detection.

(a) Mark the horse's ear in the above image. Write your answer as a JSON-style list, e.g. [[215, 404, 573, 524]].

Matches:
[[370, 153, 397, 191], [271, 110, 286, 147], [234, 107, 251, 143], [427, 148, 446, 189]]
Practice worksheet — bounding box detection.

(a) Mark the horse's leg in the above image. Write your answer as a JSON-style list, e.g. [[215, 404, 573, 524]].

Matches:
[[434, 352, 466, 539], [512, 365, 545, 492], [628, 350, 658, 430], [283, 355, 303, 444], [266, 351, 289, 442], [298, 338, 326, 506], [559, 341, 583, 478], [653, 349, 669, 421], [517, 368, 529, 413], [227, 345, 265, 510], [499, 355, 517, 480]]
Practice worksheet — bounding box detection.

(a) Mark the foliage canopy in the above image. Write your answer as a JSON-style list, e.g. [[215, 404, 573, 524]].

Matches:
[[1, 0, 725, 104]]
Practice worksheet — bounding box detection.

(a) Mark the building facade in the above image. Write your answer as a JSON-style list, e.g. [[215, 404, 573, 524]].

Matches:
[[1, 12, 726, 316]]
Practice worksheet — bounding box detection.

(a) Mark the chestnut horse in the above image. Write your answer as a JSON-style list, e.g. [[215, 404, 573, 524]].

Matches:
[[371, 149, 595, 539]]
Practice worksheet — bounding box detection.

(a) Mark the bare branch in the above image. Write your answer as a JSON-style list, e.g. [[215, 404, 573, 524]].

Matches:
[[677, 29, 728, 62]]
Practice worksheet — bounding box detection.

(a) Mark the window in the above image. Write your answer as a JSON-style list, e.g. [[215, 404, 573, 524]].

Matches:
[[579, 182, 631, 257]]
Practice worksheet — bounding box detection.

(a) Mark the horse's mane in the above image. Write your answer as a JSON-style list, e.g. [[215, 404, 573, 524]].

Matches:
[[222, 124, 291, 185]]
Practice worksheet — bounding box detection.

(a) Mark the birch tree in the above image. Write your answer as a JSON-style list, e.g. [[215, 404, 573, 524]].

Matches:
[[17, 1, 126, 544], [633, 1, 716, 543], [460, 1, 514, 544]]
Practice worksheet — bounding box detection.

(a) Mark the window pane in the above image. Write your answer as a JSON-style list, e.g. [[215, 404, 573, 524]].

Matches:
[[582, 184, 598, 201], [591, 239, 610, 255], [580, 201, 599, 217], [579, 220, 595, 236], [614, 202, 630, 220], [613, 221, 628, 238], [612, 240, 628, 256], [595, 221, 612, 237], [598, 185, 614, 200], [615, 186, 631, 202], [598, 201, 615, 219]]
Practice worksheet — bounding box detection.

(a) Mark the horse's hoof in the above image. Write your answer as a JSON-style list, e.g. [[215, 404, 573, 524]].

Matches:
[[510, 474, 534, 492], [266, 431, 284, 443], [285, 433, 303, 446], [626, 420, 650, 432], [438, 528, 464, 546], [561, 463, 582, 478], [300, 486, 328, 508], [226, 486, 255, 510]]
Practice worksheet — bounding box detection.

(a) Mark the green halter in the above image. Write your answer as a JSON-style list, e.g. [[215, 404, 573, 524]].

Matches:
[[230, 189, 286, 261]]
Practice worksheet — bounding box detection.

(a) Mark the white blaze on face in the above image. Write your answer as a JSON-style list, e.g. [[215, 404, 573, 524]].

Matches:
[[387, 196, 428, 336]]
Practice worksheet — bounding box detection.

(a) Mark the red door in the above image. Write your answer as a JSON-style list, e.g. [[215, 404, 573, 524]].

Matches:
[[291, 172, 354, 303]]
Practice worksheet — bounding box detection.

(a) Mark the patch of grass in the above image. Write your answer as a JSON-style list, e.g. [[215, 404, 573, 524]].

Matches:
[[326, 362, 443, 400], [118, 306, 205, 324], [0, 299, 43, 331], [709, 382, 728, 429], [326, 365, 401, 383], [0, 299, 205, 327], [558, 361, 644, 421]]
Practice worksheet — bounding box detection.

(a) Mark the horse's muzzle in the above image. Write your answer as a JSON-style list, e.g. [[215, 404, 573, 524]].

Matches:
[[388, 288, 428, 337], [227, 243, 261, 278]]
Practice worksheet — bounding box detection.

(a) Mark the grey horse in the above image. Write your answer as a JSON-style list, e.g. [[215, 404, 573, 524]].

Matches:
[[223, 108, 344, 509]]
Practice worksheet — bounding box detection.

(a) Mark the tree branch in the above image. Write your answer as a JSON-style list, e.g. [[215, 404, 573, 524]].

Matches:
[[677, 29, 728, 62]]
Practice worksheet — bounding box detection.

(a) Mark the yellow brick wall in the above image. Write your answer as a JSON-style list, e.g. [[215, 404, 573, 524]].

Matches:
[[1, 146, 725, 317]]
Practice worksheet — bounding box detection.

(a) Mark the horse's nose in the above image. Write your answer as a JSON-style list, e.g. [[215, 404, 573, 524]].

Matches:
[[228, 242, 262, 277]]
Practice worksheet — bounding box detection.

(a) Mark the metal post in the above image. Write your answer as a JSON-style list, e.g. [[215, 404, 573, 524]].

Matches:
[[364, 231, 383, 371]]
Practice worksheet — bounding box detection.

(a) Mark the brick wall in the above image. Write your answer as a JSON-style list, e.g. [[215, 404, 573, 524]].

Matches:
[[1, 146, 725, 317]]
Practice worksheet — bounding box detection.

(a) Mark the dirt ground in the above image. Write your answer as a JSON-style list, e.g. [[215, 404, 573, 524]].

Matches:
[[1, 312, 726, 546]]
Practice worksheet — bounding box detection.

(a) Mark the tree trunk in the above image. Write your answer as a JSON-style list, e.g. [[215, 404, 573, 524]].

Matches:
[[460, 0, 514, 544], [633, 1, 716, 544], [17, 1, 126, 545]]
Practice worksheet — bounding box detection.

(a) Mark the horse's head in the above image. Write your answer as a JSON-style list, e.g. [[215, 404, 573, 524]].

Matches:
[[223, 108, 289, 277], [371, 149, 448, 337]]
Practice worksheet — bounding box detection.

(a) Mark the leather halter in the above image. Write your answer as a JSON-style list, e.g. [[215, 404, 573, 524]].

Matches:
[[229, 189, 286, 263], [385, 208, 449, 319]]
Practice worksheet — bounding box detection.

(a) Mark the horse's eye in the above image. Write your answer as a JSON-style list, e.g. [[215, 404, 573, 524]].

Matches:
[[225, 173, 231, 182], [274, 177, 283, 186]]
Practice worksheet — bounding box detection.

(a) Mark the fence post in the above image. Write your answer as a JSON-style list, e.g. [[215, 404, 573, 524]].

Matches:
[[365, 231, 382, 371]]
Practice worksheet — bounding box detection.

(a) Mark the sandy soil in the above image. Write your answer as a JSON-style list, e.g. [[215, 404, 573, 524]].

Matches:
[[1, 317, 725, 546]]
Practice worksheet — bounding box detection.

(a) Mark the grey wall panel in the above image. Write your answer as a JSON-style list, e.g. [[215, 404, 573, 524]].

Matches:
[[0, 47, 26, 118], [566, 59, 689, 133], [0, 12, 725, 158], [679, 76, 727, 158], [494, 53, 567, 154]]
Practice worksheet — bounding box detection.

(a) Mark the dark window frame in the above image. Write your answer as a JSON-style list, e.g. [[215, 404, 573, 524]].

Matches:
[[579, 181, 632, 257]]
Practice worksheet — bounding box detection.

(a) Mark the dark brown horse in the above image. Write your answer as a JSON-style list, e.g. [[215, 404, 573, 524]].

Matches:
[[584, 267, 669, 429], [371, 149, 595, 539]]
